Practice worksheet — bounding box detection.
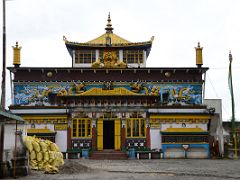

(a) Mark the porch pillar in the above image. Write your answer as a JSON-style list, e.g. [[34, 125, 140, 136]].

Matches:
[[121, 118, 126, 149], [121, 127, 126, 149], [146, 119, 151, 148], [67, 113, 72, 150], [67, 126, 72, 150], [92, 126, 97, 150]]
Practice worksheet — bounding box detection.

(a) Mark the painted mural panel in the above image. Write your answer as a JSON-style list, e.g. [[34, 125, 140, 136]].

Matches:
[[13, 82, 202, 106]]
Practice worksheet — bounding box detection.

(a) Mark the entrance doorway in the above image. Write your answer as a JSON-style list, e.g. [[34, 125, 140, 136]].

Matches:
[[103, 121, 114, 149]]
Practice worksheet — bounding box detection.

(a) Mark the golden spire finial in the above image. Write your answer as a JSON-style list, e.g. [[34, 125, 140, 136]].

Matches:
[[12, 41, 22, 67], [195, 42, 203, 68], [105, 12, 114, 33]]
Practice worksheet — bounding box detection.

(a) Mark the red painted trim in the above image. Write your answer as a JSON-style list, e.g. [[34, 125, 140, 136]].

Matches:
[[67, 126, 72, 149], [146, 127, 151, 148], [92, 127, 96, 150], [121, 127, 126, 149]]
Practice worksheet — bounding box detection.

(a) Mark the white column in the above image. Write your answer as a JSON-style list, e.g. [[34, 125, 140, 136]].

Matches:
[[143, 50, 147, 67], [119, 50, 123, 62], [72, 50, 75, 67], [96, 49, 99, 61]]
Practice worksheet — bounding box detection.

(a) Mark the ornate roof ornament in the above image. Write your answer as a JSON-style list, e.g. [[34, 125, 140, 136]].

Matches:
[[195, 42, 203, 68], [105, 12, 114, 33]]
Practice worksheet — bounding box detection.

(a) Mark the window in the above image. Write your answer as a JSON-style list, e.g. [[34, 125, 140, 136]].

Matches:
[[126, 118, 146, 138], [123, 50, 143, 64], [72, 118, 92, 138], [99, 50, 103, 60], [75, 50, 96, 64]]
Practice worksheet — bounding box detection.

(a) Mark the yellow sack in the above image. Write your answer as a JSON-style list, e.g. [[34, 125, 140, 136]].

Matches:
[[38, 162, 45, 171], [30, 160, 38, 170], [49, 151, 56, 160], [51, 157, 64, 167], [43, 152, 49, 162], [24, 138, 33, 152], [45, 140, 52, 145], [48, 158, 54, 163], [30, 160, 37, 166], [37, 152, 43, 162], [44, 164, 59, 174], [32, 141, 41, 152], [51, 159, 59, 167], [50, 143, 60, 152], [55, 152, 63, 159], [40, 141, 48, 152], [30, 150, 36, 160]]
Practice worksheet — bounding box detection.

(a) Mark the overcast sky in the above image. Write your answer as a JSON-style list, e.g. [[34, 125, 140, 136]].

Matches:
[[0, 0, 240, 121]]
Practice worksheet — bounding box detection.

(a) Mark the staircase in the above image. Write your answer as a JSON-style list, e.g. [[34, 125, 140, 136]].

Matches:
[[90, 150, 128, 160]]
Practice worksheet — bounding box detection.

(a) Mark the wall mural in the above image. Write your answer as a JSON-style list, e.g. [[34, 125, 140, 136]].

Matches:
[[13, 82, 202, 106]]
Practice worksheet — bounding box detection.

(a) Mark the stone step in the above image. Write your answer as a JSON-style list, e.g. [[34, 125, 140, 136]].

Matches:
[[90, 150, 128, 160]]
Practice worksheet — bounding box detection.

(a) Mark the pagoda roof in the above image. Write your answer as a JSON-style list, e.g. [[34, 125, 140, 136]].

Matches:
[[64, 37, 153, 48], [87, 33, 130, 44], [64, 13, 154, 49]]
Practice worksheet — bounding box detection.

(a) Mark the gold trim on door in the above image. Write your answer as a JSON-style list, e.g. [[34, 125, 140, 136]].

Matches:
[[114, 119, 121, 150], [97, 119, 103, 150]]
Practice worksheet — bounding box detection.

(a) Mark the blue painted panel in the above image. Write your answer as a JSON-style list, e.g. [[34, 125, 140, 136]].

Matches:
[[13, 82, 202, 106]]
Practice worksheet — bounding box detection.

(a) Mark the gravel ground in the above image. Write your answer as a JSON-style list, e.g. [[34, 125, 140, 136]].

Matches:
[[8, 159, 240, 180]]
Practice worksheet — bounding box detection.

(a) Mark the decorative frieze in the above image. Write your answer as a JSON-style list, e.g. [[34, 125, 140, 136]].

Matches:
[[54, 124, 68, 131], [71, 139, 92, 149], [23, 116, 68, 125], [126, 138, 146, 149]]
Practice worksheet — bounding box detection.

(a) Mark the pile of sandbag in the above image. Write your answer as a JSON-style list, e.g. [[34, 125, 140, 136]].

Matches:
[[24, 136, 64, 174]]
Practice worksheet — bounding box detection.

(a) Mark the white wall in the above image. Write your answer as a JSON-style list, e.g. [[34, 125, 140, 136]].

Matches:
[[203, 99, 224, 157], [150, 128, 161, 150], [203, 99, 222, 117], [55, 130, 67, 152], [4, 124, 26, 150], [33, 124, 54, 130]]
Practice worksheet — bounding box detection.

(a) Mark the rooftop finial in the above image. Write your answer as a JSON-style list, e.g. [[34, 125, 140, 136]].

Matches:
[[198, 42, 200, 47], [12, 41, 22, 67], [195, 42, 203, 68], [229, 50, 233, 62], [105, 12, 114, 33]]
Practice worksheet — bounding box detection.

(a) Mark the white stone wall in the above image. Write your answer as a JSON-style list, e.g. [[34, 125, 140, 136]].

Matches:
[[55, 130, 67, 152], [165, 148, 185, 158], [203, 99, 222, 116], [4, 123, 27, 161], [187, 148, 208, 158], [33, 124, 54, 131], [150, 128, 162, 150], [203, 99, 224, 156]]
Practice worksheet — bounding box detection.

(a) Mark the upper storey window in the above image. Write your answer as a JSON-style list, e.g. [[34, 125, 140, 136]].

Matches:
[[75, 50, 96, 64], [123, 50, 143, 64]]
